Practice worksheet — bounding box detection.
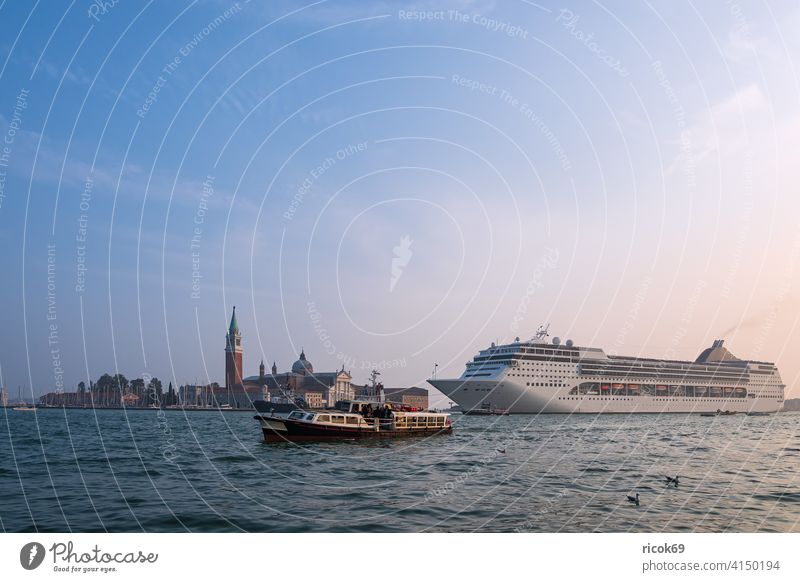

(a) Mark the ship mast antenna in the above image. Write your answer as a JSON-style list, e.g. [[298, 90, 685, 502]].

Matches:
[[369, 368, 381, 387], [532, 324, 550, 342], [369, 369, 384, 403]]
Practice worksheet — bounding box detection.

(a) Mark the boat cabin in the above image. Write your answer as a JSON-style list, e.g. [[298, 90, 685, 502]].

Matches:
[[283, 405, 450, 430], [257, 400, 452, 442]]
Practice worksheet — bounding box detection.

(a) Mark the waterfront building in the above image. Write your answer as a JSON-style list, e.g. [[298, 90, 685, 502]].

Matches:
[[177, 383, 218, 407], [219, 306, 357, 408], [383, 387, 429, 410], [121, 393, 140, 406], [242, 352, 356, 408], [36, 308, 402, 411]]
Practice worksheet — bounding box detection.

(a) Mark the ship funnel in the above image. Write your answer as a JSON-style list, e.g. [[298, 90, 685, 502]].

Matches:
[[696, 339, 737, 363]]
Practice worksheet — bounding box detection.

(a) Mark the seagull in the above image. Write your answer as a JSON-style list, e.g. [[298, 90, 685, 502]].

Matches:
[[496, 448, 506, 454], [626, 493, 640, 506], [664, 476, 680, 487]]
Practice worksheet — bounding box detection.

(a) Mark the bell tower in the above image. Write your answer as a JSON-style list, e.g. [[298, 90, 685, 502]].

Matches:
[[225, 306, 243, 390]]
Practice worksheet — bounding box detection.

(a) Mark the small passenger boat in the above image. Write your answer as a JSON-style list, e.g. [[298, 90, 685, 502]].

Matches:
[[700, 409, 738, 417], [463, 405, 510, 416], [255, 400, 452, 443]]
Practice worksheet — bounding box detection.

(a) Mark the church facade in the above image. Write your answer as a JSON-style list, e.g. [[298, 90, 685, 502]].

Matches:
[[222, 307, 356, 409]]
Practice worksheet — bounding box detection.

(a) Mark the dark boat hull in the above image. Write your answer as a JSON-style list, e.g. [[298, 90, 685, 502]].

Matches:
[[255, 415, 452, 443]]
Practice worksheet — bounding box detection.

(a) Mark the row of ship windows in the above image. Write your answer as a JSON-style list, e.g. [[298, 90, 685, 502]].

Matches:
[[582, 373, 749, 382], [580, 378, 752, 385], [480, 356, 763, 378], [508, 370, 757, 387], [468, 380, 780, 396], [555, 397, 783, 403], [582, 364, 748, 372], [508, 368, 753, 383], [569, 382, 749, 398], [515, 363, 573, 368], [465, 388, 782, 400], [580, 365, 748, 374]]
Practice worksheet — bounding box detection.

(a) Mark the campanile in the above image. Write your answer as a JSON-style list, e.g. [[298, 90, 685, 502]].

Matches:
[[225, 306, 243, 390]]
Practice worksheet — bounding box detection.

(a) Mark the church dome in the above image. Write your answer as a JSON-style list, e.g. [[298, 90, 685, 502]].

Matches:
[[291, 350, 313, 375]]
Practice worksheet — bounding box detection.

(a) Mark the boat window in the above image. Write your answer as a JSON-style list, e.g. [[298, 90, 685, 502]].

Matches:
[[317, 414, 330, 422], [305, 413, 316, 421], [346, 416, 358, 425], [331, 416, 344, 424]]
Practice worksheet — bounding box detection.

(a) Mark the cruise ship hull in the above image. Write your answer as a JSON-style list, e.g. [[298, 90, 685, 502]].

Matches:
[[429, 378, 782, 414]]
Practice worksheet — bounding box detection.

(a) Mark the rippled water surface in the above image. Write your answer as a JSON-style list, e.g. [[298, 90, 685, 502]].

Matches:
[[1, 408, 799, 532]]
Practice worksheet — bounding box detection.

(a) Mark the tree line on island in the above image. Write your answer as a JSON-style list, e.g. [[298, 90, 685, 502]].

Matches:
[[70, 374, 178, 408]]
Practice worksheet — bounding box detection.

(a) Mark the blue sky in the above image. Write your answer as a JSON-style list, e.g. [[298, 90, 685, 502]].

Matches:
[[1, 0, 799, 403]]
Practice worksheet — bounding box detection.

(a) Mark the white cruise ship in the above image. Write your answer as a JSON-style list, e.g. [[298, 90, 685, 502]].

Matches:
[[429, 326, 785, 414]]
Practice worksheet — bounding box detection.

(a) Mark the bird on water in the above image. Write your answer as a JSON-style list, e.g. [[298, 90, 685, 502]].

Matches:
[[626, 493, 640, 506]]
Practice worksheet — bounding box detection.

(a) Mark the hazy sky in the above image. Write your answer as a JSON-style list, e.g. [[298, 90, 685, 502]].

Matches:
[[1, 0, 799, 404]]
